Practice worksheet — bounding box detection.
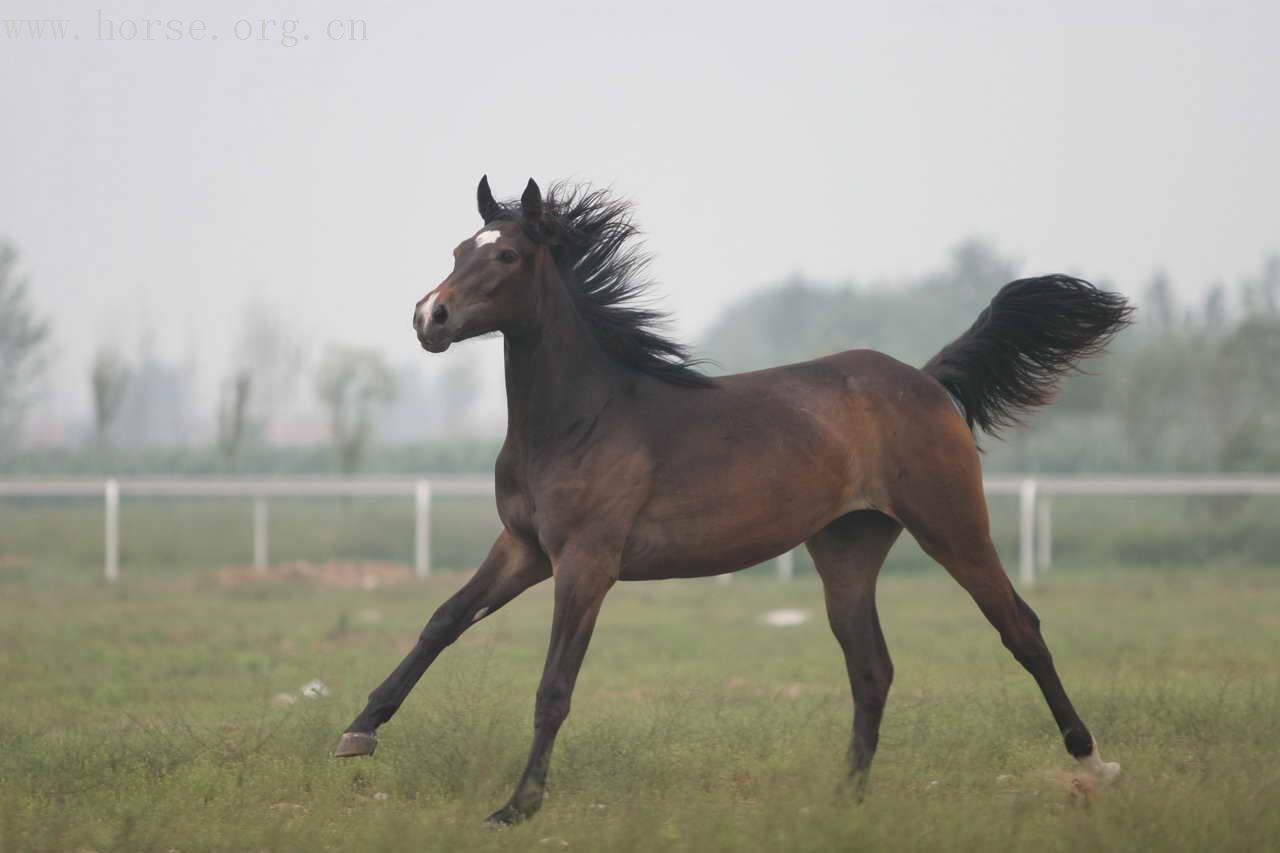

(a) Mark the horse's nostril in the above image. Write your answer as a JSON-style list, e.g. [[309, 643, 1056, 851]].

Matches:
[[431, 302, 449, 324]]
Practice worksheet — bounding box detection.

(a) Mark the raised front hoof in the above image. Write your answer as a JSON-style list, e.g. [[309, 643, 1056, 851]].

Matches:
[[482, 802, 535, 829], [333, 731, 378, 758]]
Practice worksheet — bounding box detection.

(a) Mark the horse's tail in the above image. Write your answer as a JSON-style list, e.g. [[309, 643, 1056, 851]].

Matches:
[[923, 275, 1133, 437]]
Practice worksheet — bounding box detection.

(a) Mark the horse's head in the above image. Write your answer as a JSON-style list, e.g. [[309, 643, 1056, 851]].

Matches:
[[413, 176, 549, 353]]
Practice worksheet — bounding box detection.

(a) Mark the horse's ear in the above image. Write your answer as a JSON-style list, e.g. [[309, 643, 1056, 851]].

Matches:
[[477, 175, 502, 223], [520, 178, 543, 221]]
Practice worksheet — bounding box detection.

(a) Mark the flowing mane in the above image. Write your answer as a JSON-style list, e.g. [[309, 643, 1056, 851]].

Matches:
[[491, 183, 714, 388]]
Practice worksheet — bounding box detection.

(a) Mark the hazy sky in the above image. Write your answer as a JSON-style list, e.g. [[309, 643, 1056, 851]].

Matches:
[[3, 0, 1278, 428]]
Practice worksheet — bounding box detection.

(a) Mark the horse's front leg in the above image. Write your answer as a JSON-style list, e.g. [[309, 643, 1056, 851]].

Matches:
[[335, 531, 550, 757], [483, 546, 618, 826]]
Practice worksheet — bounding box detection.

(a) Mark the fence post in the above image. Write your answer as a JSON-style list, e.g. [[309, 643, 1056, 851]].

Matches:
[[1018, 478, 1037, 587], [104, 478, 120, 582], [1036, 495, 1052, 573], [253, 497, 269, 573], [414, 480, 432, 578], [777, 548, 795, 582]]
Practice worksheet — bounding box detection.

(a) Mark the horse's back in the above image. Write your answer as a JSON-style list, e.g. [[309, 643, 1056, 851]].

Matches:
[[715, 347, 940, 400], [615, 348, 977, 579]]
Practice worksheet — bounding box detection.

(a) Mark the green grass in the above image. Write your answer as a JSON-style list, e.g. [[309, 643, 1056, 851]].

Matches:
[[1, 562, 1278, 852]]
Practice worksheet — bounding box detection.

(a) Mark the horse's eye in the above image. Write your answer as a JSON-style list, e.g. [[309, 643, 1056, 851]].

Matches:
[[497, 249, 519, 264]]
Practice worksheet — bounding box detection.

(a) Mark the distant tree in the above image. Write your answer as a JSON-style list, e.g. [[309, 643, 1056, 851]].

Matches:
[[235, 302, 304, 433], [700, 239, 1017, 374], [922, 238, 1020, 303], [216, 370, 252, 470], [1143, 271, 1177, 335], [90, 347, 130, 447], [316, 346, 397, 475], [214, 303, 305, 467], [697, 242, 1280, 476], [1202, 283, 1230, 334], [112, 341, 194, 448], [1116, 337, 1216, 470], [1241, 253, 1279, 317], [1206, 317, 1280, 470], [0, 240, 50, 448]]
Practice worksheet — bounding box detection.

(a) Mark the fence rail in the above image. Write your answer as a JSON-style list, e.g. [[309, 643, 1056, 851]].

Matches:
[[3, 475, 1278, 585]]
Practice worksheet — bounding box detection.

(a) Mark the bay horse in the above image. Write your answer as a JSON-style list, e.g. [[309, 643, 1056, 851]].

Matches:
[[336, 176, 1132, 826]]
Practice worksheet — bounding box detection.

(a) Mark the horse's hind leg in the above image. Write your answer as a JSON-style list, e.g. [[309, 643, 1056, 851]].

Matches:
[[806, 510, 903, 798], [895, 469, 1120, 783]]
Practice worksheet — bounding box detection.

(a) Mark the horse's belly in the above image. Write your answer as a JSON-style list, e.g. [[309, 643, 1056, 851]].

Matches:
[[618, 471, 856, 580], [619, 535, 799, 580]]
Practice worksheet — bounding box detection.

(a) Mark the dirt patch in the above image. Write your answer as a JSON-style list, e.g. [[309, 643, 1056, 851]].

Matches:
[[991, 767, 1120, 807], [215, 560, 415, 588]]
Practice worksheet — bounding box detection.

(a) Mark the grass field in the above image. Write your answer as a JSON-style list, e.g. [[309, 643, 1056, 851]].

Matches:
[[1, 559, 1278, 852]]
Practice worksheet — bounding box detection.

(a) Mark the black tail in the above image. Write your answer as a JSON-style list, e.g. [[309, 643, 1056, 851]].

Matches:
[[924, 275, 1133, 437]]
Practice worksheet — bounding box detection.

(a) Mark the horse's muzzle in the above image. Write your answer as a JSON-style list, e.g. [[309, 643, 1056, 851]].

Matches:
[[414, 318, 452, 353], [418, 331, 452, 353], [412, 298, 453, 353]]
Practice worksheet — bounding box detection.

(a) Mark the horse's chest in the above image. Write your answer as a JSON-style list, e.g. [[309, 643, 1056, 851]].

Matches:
[[496, 485, 537, 540], [495, 433, 654, 558], [494, 474, 563, 545]]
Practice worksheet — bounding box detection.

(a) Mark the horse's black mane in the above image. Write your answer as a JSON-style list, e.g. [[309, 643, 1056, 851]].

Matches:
[[492, 183, 714, 388]]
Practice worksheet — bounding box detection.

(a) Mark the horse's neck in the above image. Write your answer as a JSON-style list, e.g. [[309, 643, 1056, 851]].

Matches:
[[502, 265, 615, 450]]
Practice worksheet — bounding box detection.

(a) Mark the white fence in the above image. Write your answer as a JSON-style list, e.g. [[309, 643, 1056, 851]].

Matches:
[[0, 476, 490, 582], [2, 475, 1279, 586]]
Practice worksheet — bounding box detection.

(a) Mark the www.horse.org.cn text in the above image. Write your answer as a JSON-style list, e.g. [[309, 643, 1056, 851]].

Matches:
[[2, 14, 368, 47]]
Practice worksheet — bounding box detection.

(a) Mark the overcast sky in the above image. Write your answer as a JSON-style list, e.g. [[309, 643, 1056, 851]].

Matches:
[[3, 0, 1277, 429]]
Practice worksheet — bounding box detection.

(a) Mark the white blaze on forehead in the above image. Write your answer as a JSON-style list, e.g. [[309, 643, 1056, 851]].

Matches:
[[474, 230, 501, 247]]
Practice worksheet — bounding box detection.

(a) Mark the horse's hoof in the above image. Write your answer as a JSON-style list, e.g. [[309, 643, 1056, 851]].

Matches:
[[1094, 760, 1121, 784], [481, 804, 527, 829], [1078, 752, 1121, 785], [334, 731, 377, 758], [834, 774, 869, 804]]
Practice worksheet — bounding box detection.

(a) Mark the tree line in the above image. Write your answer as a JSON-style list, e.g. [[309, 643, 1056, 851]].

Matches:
[[699, 240, 1280, 473], [0, 238, 407, 474], [3, 235, 1277, 474]]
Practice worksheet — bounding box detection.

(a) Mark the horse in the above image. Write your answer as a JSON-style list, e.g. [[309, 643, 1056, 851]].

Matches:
[[334, 176, 1133, 826]]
